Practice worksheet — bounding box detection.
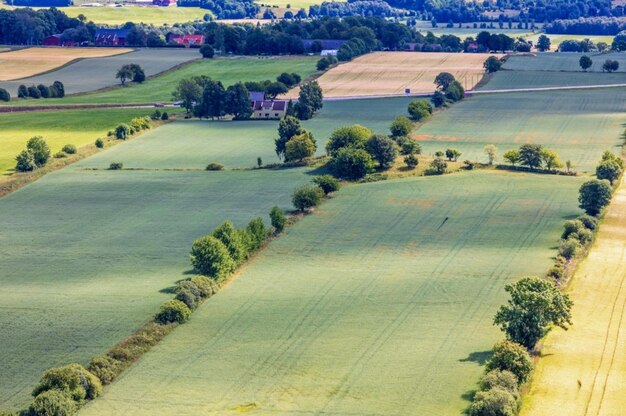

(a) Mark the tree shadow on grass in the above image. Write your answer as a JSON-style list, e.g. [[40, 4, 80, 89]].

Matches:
[[458, 350, 492, 365]]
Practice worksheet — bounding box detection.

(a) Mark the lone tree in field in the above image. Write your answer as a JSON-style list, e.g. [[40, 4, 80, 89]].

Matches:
[[116, 65, 134, 85], [537, 34, 551, 51], [484, 144, 497, 165], [579, 179, 613, 216], [602, 59, 619, 73], [579, 56, 592, 72], [519, 143, 543, 169], [483, 56, 502, 73], [494, 277, 573, 349]]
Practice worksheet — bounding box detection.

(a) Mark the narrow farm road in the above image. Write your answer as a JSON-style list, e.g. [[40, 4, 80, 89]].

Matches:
[[521, 175, 626, 416]]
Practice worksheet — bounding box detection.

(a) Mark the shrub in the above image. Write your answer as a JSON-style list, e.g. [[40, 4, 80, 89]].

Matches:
[[561, 220, 584, 239], [161, 112, 169, 120], [175, 280, 205, 310], [155, 299, 191, 324], [115, 124, 131, 140], [53, 81, 65, 98], [427, 158, 447, 175], [579, 179, 612, 216], [596, 159, 622, 184], [270, 206, 286, 233], [28, 390, 76, 416], [61, 144, 77, 154], [151, 110, 162, 120], [95, 139, 104, 149], [88, 355, 122, 385], [469, 388, 518, 416], [246, 220, 267, 248], [404, 154, 418, 169], [325, 125, 373, 155], [15, 150, 36, 172], [432, 90, 445, 107], [313, 175, 340, 195], [190, 276, 219, 297], [559, 237, 581, 259], [330, 147, 375, 180], [200, 44, 215, 58], [577, 214, 597, 230], [109, 162, 123, 170], [27, 136, 51, 167], [292, 184, 324, 211], [38, 84, 50, 98], [445, 148, 462, 162], [0, 88, 10, 102], [547, 264, 564, 280], [389, 115, 413, 137], [54, 152, 67, 159], [407, 99, 432, 121], [130, 117, 151, 131], [206, 163, 224, 171], [27, 85, 41, 99], [485, 340, 533, 383], [18, 85, 28, 98], [399, 139, 421, 155], [32, 363, 102, 401], [285, 133, 316, 162], [213, 221, 248, 264], [367, 135, 398, 169], [479, 370, 519, 395], [190, 235, 235, 279]]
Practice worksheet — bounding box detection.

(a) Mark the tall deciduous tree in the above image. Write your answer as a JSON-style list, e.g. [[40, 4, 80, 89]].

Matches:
[[173, 79, 202, 114], [225, 83, 252, 120], [579, 179, 613, 216], [276, 116, 304, 159]]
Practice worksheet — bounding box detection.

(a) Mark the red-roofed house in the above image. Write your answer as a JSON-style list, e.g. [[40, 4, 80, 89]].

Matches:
[[169, 34, 205, 47]]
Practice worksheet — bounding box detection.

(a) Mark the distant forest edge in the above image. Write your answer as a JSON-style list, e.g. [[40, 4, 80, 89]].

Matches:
[[5, 0, 626, 23]]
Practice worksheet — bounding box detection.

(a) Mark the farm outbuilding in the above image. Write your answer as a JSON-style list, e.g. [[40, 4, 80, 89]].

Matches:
[[43, 34, 62, 46], [169, 34, 205, 47], [95, 28, 130, 46]]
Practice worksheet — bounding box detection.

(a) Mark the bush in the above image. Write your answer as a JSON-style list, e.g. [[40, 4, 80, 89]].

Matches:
[[206, 162, 224, 171], [28, 85, 41, 99], [61, 144, 77, 155], [200, 44, 215, 58], [213, 221, 249, 264], [246, 217, 268, 251], [559, 237, 581, 259], [326, 125, 373, 156], [88, 355, 122, 385], [547, 264, 564, 280], [270, 206, 286, 233], [485, 340, 533, 383], [292, 184, 324, 211], [330, 147, 375, 180], [95, 139, 104, 149], [130, 117, 151, 131], [54, 152, 67, 159], [161, 112, 169, 120], [562, 219, 584, 239], [389, 115, 413, 137], [18, 85, 28, 98], [479, 370, 519, 395], [404, 154, 419, 169], [115, 124, 131, 140], [28, 390, 76, 416], [312, 175, 340, 195], [155, 299, 191, 324], [427, 158, 447, 175], [285, 133, 316, 162], [0, 88, 10, 102], [151, 110, 162, 120], [596, 159, 622, 184], [175, 279, 206, 310], [27, 136, 51, 167], [32, 364, 102, 401], [577, 214, 598, 230], [397, 138, 421, 155], [109, 162, 123, 170], [407, 99, 433, 121], [469, 388, 518, 416], [52, 81, 65, 98], [15, 150, 37, 172], [432, 90, 445, 107], [190, 235, 235, 279], [367, 135, 398, 169]]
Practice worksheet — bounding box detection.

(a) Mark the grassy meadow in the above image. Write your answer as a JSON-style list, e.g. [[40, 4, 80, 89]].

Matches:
[[3, 56, 318, 106], [81, 171, 582, 415], [414, 88, 626, 172], [50, 6, 209, 25], [0, 108, 159, 175]]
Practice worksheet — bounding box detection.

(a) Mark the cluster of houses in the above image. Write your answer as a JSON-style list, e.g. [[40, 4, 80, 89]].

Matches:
[[42, 29, 205, 47]]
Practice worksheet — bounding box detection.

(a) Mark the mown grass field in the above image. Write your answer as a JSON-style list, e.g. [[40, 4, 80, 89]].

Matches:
[[503, 52, 626, 72], [81, 171, 581, 416], [286, 52, 498, 98], [49, 5, 208, 25], [521, 177, 626, 416], [0, 47, 131, 81], [0, 108, 158, 175], [0, 48, 199, 97], [415, 88, 626, 172], [3, 56, 318, 105], [76, 97, 412, 170], [255, 0, 330, 8]]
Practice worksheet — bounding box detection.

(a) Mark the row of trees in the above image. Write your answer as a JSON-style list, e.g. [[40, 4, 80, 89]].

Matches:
[[16, 81, 65, 100], [501, 144, 567, 172], [545, 17, 626, 35], [0, 8, 92, 45]]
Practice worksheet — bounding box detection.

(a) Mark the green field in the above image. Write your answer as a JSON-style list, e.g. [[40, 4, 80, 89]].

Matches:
[[415, 88, 626, 172], [53, 6, 208, 25], [502, 52, 626, 72], [255, 0, 330, 8], [0, 108, 159, 175], [3, 56, 318, 106], [80, 171, 581, 415], [75, 98, 412, 170]]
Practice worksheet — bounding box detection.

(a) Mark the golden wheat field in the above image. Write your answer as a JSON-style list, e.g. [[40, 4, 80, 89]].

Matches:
[[521, 176, 626, 416], [288, 52, 500, 98], [0, 47, 132, 81]]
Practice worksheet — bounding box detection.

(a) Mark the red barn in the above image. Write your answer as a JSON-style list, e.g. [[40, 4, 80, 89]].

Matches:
[[169, 34, 205, 47], [43, 34, 62, 46]]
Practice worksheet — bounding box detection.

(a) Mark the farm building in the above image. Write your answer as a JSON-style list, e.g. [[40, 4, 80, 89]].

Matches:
[[320, 49, 337, 56], [153, 0, 176, 6], [249, 91, 287, 119], [303, 39, 346, 52], [168, 34, 205, 47], [95, 28, 129, 46], [43, 34, 77, 47]]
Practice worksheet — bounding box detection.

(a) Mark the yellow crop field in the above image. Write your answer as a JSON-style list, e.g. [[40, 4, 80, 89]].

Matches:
[[0, 47, 132, 81], [289, 52, 499, 98], [522, 177, 626, 416], [60, 6, 209, 25]]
